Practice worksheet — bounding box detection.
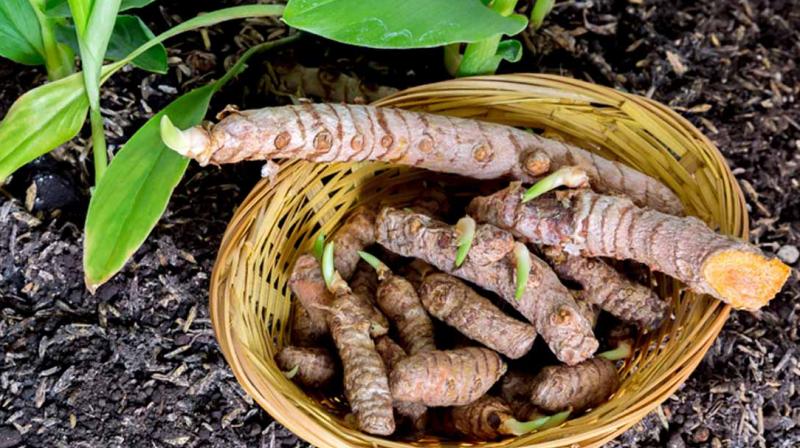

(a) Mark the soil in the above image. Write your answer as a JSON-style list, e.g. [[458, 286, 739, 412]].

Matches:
[[0, 0, 798, 447]]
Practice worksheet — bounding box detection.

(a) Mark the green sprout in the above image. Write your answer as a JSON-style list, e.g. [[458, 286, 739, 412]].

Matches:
[[358, 250, 391, 280], [455, 216, 476, 267], [505, 408, 572, 435], [321, 241, 335, 289], [514, 242, 530, 300], [598, 340, 633, 361], [283, 365, 300, 379], [522, 166, 589, 203], [312, 232, 326, 261]]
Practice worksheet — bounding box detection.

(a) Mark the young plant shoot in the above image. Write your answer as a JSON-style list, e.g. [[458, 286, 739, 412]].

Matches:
[[522, 166, 589, 203], [161, 103, 683, 214], [455, 216, 476, 267], [375, 207, 598, 365], [469, 183, 791, 310]]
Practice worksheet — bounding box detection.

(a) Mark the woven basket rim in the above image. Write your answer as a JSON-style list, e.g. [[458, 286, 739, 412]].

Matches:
[[209, 73, 745, 448]]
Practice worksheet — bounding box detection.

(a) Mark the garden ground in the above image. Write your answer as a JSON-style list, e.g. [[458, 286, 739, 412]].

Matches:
[[1, 0, 798, 446]]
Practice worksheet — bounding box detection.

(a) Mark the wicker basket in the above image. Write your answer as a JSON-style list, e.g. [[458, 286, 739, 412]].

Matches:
[[209, 74, 746, 447]]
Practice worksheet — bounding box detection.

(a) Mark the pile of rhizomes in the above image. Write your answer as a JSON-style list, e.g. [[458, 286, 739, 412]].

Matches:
[[164, 103, 791, 441]]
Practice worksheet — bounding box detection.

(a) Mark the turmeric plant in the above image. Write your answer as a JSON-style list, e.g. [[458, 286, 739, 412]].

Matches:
[[468, 183, 791, 310], [419, 273, 537, 359], [389, 347, 507, 406], [374, 207, 598, 365], [161, 103, 682, 214]]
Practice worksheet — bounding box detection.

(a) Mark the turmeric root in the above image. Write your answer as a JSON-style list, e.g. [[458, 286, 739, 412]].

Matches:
[[349, 260, 391, 334], [399, 259, 438, 290], [289, 253, 387, 339], [375, 207, 598, 365], [468, 184, 791, 310], [163, 103, 682, 214], [275, 346, 337, 388], [360, 252, 436, 355], [333, 207, 377, 280], [374, 336, 428, 433], [529, 358, 620, 413], [571, 291, 600, 329], [389, 347, 507, 407], [289, 254, 333, 334], [545, 246, 666, 329], [290, 302, 328, 347], [500, 371, 541, 421], [433, 395, 569, 440], [419, 273, 537, 359], [325, 276, 395, 435]]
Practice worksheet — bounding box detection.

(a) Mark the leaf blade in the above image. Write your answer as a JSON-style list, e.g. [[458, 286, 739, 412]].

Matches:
[[83, 85, 215, 289], [283, 0, 526, 49], [0, 0, 45, 65], [105, 15, 167, 73], [0, 72, 89, 181]]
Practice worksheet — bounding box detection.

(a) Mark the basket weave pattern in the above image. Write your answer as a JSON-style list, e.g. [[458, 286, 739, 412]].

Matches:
[[209, 74, 747, 447]]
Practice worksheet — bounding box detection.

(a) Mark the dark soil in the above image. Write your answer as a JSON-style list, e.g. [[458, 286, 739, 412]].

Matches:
[[1, 1, 798, 447]]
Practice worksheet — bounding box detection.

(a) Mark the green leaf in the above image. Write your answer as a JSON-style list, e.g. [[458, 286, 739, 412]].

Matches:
[[0, 72, 88, 181], [496, 39, 522, 63], [106, 15, 166, 73], [45, 0, 153, 17], [283, 0, 526, 49], [55, 15, 167, 73], [83, 85, 214, 289], [0, 0, 45, 65], [84, 34, 297, 290]]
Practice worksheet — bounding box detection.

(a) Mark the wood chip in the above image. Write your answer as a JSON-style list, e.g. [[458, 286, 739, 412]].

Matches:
[[666, 51, 688, 76]]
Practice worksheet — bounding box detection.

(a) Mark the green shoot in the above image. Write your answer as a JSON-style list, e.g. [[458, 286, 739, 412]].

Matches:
[[522, 166, 589, 203], [504, 408, 571, 435], [283, 365, 300, 379], [322, 241, 335, 289], [514, 242, 530, 300], [358, 250, 391, 280], [454, 216, 476, 267], [311, 232, 325, 261], [530, 0, 555, 31], [598, 340, 633, 361]]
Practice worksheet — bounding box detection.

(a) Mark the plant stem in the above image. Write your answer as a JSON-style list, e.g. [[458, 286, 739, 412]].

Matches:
[[443, 44, 462, 76], [530, 0, 555, 30], [29, 0, 74, 80], [456, 0, 518, 77], [90, 108, 108, 181]]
